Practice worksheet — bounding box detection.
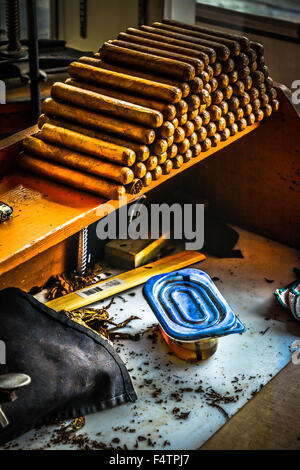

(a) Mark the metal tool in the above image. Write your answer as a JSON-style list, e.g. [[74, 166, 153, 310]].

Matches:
[[0, 373, 31, 428]]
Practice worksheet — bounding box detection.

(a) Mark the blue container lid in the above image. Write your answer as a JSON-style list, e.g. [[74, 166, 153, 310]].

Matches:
[[143, 268, 246, 341]]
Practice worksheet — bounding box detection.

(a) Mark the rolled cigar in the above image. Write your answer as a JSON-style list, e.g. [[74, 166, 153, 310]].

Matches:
[[268, 88, 277, 100], [80, 56, 190, 98], [68, 61, 182, 103], [167, 144, 178, 159], [222, 85, 233, 100], [155, 21, 238, 57], [252, 98, 261, 112], [193, 115, 203, 130], [265, 76, 273, 91], [211, 61, 222, 76], [254, 109, 264, 121], [183, 121, 194, 137], [162, 19, 249, 52], [234, 108, 244, 121], [177, 114, 188, 126], [171, 117, 179, 129], [257, 83, 267, 95], [205, 83, 212, 94], [199, 88, 211, 106], [219, 101, 228, 115], [262, 104, 272, 118], [228, 96, 240, 111], [119, 30, 210, 66], [151, 139, 168, 155], [190, 143, 201, 157], [100, 42, 195, 81], [251, 71, 265, 86], [186, 94, 201, 110], [66, 78, 176, 121], [210, 77, 219, 92], [235, 53, 249, 68], [176, 100, 188, 116], [205, 65, 214, 79], [166, 135, 174, 146], [158, 121, 175, 139], [187, 109, 199, 120], [38, 123, 136, 167], [189, 132, 198, 147], [243, 75, 252, 90], [133, 162, 147, 179], [239, 92, 250, 107], [145, 155, 158, 171], [211, 89, 223, 105], [220, 128, 230, 141], [127, 178, 143, 195], [261, 65, 269, 78], [229, 123, 238, 136], [202, 138, 212, 151], [174, 127, 185, 143], [246, 113, 255, 125], [38, 114, 150, 162], [140, 25, 220, 62], [207, 122, 217, 137], [225, 112, 235, 126], [237, 118, 247, 131], [211, 133, 221, 147], [157, 152, 168, 165], [152, 165, 163, 180], [216, 117, 226, 132], [249, 61, 257, 73], [17, 152, 126, 199], [109, 39, 205, 74], [233, 80, 245, 96], [250, 41, 264, 57], [247, 48, 257, 63], [23, 136, 134, 185], [249, 87, 259, 101], [190, 77, 204, 94], [209, 105, 222, 121], [271, 99, 280, 112], [222, 58, 235, 73], [142, 171, 152, 186], [229, 70, 238, 84], [52, 82, 163, 128], [201, 110, 210, 125], [243, 103, 253, 116], [217, 74, 229, 89], [178, 138, 190, 154], [183, 149, 193, 163], [42, 98, 155, 145], [200, 70, 210, 84], [238, 66, 250, 79], [161, 159, 173, 174], [198, 104, 207, 114], [173, 154, 184, 169]]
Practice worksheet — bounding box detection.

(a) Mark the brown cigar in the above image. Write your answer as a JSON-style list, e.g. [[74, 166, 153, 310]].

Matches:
[[234, 108, 244, 121], [260, 93, 269, 107], [38, 114, 150, 162], [161, 19, 243, 55], [243, 103, 253, 117], [133, 162, 147, 179], [233, 80, 245, 96], [52, 82, 163, 128], [161, 159, 173, 174], [202, 138, 212, 151], [176, 100, 188, 116], [237, 118, 247, 131], [201, 110, 210, 125], [246, 113, 256, 125], [229, 123, 238, 136], [217, 74, 229, 89], [158, 121, 175, 139], [252, 99, 261, 112], [228, 96, 240, 111], [262, 104, 272, 118], [250, 41, 264, 57], [183, 149, 193, 163], [239, 92, 250, 107], [268, 88, 277, 100], [182, 121, 195, 137], [151, 22, 230, 61], [187, 109, 199, 120], [254, 109, 265, 121], [206, 122, 217, 137], [68, 61, 182, 103], [247, 48, 257, 63], [257, 56, 265, 68], [238, 66, 250, 79], [190, 143, 201, 157], [189, 132, 198, 147], [186, 94, 201, 110], [209, 105, 222, 122], [118, 31, 210, 66], [248, 88, 259, 102], [211, 89, 223, 105], [222, 85, 233, 100], [142, 171, 152, 186], [243, 75, 253, 90], [192, 115, 203, 130], [145, 156, 158, 171], [177, 114, 188, 126], [211, 133, 221, 147], [174, 127, 185, 143], [205, 82, 212, 94], [173, 154, 184, 169], [220, 128, 230, 141], [151, 165, 163, 180], [42, 98, 155, 145], [167, 144, 178, 159], [127, 178, 143, 195], [257, 83, 267, 95], [200, 70, 210, 84], [265, 76, 273, 91], [222, 58, 235, 73], [190, 77, 204, 94], [157, 152, 168, 165], [151, 139, 168, 155], [166, 134, 174, 146], [39, 123, 136, 166], [66, 78, 176, 120], [249, 61, 257, 73], [109, 39, 205, 74], [219, 101, 228, 115], [205, 65, 214, 79], [251, 71, 265, 86], [229, 70, 238, 84], [17, 152, 126, 199], [171, 117, 179, 129], [212, 61, 222, 76], [271, 99, 280, 112], [178, 138, 190, 154], [23, 136, 134, 185], [216, 117, 226, 132], [210, 77, 218, 92], [225, 112, 235, 126], [100, 42, 195, 81]]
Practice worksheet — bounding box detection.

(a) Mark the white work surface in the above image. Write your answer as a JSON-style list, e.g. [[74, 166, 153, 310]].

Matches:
[[2, 228, 300, 450]]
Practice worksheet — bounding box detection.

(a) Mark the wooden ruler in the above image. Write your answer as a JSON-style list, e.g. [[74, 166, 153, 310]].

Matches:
[[46, 250, 205, 312]]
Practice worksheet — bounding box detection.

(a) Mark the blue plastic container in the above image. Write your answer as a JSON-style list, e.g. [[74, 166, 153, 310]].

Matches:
[[143, 268, 246, 361]]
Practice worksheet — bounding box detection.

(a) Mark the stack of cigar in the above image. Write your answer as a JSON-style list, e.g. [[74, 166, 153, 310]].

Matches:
[[16, 19, 279, 199]]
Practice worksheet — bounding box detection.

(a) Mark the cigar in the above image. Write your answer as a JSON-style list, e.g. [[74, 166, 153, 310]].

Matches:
[[268, 88, 277, 101], [220, 128, 230, 141], [209, 105, 222, 122], [42, 98, 156, 145], [199, 89, 211, 106], [211, 61, 222, 76], [249, 88, 259, 102], [219, 101, 228, 115], [234, 108, 244, 121], [265, 76, 273, 91], [222, 58, 235, 73], [211, 133, 221, 147], [127, 178, 143, 195], [209, 77, 218, 92], [200, 70, 210, 84], [239, 92, 250, 107], [205, 65, 214, 80], [145, 155, 158, 171], [252, 99, 261, 112], [142, 171, 152, 186], [66, 78, 176, 120], [190, 77, 204, 94], [206, 122, 217, 137], [254, 109, 264, 122], [251, 71, 265, 86], [38, 114, 150, 162], [182, 121, 194, 137], [157, 152, 168, 165], [17, 152, 126, 199], [190, 143, 201, 157], [238, 66, 250, 79], [246, 113, 255, 125], [167, 144, 178, 159], [133, 162, 147, 179], [80, 56, 190, 98], [192, 115, 203, 130], [202, 138, 212, 151], [242, 75, 253, 90], [271, 99, 280, 112], [229, 123, 238, 136], [186, 94, 201, 110], [23, 136, 134, 185], [225, 112, 235, 126], [173, 154, 184, 169], [183, 149, 193, 163], [119, 30, 210, 66], [177, 114, 188, 126], [162, 19, 249, 52], [140, 25, 218, 63], [243, 103, 253, 117], [166, 134, 174, 146], [100, 42, 195, 81], [257, 83, 267, 95], [178, 138, 190, 154], [228, 96, 240, 111], [189, 132, 198, 147], [201, 110, 211, 125], [222, 85, 233, 100], [217, 74, 229, 89], [151, 165, 163, 180], [233, 80, 245, 96], [39, 123, 136, 166], [247, 48, 257, 63], [187, 109, 199, 120], [237, 118, 247, 131], [175, 100, 188, 116], [158, 121, 175, 139], [211, 89, 223, 105], [249, 61, 257, 73], [229, 70, 238, 84], [215, 117, 226, 132], [235, 53, 249, 68], [68, 61, 182, 103], [205, 83, 211, 94], [170, 117, 179, 129], [161, 159, 173, 174], [151, 139, 168, 155], [262, 104, 272, 118], [261, 65, 269, 78], [52, 82, 163, 128], [250, 41, 264, 57], [173, 127, 185, 143]]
